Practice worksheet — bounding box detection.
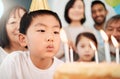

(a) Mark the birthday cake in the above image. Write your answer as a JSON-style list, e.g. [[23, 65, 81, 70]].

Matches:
[[54, 62, 120, 79]]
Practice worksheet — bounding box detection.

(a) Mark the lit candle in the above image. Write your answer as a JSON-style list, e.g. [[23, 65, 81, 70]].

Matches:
[[90, 41, 99, 64], [111, 35, 119, 64], [100, 30, 111, 63], [60, 29, 70, 62], [70, 46, 73, 62]]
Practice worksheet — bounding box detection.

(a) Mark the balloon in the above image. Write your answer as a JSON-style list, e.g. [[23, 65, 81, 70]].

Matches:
[[105, 0, 120, 7], [114, 4, 120, 14]]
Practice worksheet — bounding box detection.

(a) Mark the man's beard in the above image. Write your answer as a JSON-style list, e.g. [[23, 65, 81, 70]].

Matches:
[[94, 17, 106, 25]]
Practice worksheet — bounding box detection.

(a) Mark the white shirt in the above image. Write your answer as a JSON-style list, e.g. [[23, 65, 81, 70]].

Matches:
[[0, 47, 8, 64], [0, 51, 64, 79]]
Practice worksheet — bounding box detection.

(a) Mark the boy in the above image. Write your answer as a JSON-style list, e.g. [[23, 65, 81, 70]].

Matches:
[[0, 10, 64, 79]]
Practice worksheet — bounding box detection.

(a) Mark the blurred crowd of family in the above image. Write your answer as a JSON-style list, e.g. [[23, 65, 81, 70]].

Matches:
[[0, 0, 120, 79]]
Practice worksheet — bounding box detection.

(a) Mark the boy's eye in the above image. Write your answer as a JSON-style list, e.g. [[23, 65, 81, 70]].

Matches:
[[54, 31, 59, 34], [37, 30, 45, 32]]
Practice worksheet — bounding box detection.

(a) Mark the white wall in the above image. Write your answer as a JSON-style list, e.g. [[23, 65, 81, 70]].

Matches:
[[48, 0, 69, 26]]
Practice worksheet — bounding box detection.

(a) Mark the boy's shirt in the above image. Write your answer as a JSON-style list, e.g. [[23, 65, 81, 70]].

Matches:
[[0, 51, 64, 79]]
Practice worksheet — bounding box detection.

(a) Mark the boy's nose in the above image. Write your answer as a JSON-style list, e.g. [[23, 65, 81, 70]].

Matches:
[[47, 34, 54, 42], [47, 38, 53, 42]]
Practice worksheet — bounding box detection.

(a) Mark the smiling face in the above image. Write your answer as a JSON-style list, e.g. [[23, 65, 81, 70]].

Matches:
[[23, 15, 61, 59], [105, 21, 120, 44], [91, 4, 107, 25], [76, 36, 95, 62], [105, 20, 120, 53], [6, 8, 26, 44], [68, 0, 84, 23]]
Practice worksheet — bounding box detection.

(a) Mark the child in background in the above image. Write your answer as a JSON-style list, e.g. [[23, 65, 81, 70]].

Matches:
[[0, 10, 63, 79], [75, 32, 98, 62]]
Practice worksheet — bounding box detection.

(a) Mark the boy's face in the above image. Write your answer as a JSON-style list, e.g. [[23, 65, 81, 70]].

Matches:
[[76, 36, 95, 62], [23, 15, 61, 58], [91, 4, 107, 25]]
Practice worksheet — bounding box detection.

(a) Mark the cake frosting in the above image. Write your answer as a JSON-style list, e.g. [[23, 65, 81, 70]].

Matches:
[[54, 62, 120, 79]]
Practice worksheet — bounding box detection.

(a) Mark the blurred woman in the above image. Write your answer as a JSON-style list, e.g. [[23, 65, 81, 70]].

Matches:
[[0, 5, 27, 64]]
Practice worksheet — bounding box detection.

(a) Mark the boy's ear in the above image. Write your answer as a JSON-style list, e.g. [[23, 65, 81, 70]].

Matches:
[[18, 33, 27, 47]]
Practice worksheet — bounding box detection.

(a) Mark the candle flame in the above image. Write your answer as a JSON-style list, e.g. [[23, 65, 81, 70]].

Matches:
[[111, 35, 119, 48], [90, 41, 96, 50], [60, 29, 68, 43], [100, 30, 108, 42]]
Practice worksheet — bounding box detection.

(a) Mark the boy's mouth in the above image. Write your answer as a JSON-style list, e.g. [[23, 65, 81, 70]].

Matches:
[[46, 45, 54, 52]]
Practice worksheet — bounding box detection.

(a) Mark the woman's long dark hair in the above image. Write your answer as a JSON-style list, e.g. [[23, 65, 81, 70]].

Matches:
[[64, 0, 86, 24]]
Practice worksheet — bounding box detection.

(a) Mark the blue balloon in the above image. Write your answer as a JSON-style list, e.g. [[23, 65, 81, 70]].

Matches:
[[114, 4, 120, 14]]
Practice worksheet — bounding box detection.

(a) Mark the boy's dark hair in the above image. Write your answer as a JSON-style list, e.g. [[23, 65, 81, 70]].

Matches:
[[91, 0, 107, 10], [105, 14, 120, 29], [0, 5, 27, 48], [20, 10, 62, 34], [64, 0, 86, 24], [74, 32, 98, 61]]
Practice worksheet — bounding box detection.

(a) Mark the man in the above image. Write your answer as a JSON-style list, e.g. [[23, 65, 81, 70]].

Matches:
[[91, 0, 108, 48], [105, 15, 120, 62], [99, 15, 120, 62]]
